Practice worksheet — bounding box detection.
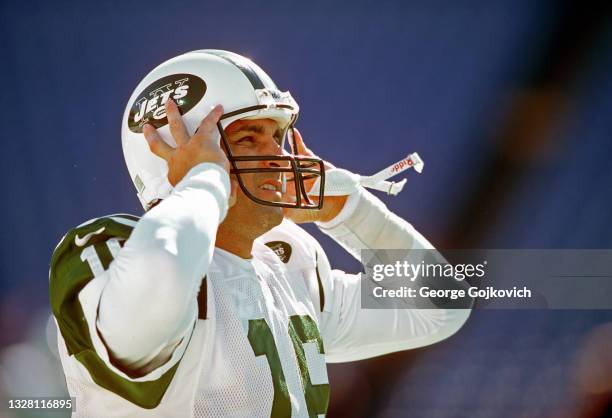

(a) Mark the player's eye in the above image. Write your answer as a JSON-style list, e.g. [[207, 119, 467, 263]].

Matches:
[[234, 136, 256, 146]]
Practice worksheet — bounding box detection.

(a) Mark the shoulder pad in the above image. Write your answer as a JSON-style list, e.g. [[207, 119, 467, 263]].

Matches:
[[259, 219, 330, 311], [259, 219, 319, 266]]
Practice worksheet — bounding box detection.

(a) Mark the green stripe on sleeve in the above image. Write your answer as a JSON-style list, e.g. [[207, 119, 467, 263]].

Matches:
[[49, 214, 186, 408]]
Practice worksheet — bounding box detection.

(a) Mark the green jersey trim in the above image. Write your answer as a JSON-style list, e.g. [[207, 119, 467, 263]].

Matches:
[[314, 252, 325, 312], [49, 214, 181, 409]]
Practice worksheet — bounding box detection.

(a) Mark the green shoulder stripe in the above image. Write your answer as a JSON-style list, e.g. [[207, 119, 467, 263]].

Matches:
[[111, 213, 141, 223], [49, 214, 183, 409], [50, 215, 138, 354]]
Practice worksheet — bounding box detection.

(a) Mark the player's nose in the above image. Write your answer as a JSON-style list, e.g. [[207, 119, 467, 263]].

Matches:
[[261, 148, 291, 169]]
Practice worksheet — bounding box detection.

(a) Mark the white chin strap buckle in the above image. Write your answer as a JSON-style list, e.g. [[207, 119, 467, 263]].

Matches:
[[310, 152, 424, 196]]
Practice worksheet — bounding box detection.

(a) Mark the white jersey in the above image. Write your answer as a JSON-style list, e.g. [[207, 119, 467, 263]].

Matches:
[[50, 164, 470, 417]]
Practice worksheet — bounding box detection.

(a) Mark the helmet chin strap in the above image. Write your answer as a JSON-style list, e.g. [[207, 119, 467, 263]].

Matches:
[[309, 152, 424, 197]]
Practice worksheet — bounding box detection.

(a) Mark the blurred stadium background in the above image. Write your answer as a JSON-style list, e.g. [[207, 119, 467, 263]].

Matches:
[[1, 0, 611, 416]]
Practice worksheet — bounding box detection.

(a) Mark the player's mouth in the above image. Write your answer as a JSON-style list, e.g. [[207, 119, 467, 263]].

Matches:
[[257, 179, 283, 198]]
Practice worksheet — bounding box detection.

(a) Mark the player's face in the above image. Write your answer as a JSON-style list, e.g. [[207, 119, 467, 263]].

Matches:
[[223, 118, 286, 228]]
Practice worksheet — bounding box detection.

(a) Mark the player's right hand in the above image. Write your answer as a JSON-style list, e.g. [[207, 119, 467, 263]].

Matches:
[[143, 100, 230, 186]]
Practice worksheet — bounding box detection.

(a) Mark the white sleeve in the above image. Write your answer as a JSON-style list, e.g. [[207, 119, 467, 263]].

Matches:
[[96, 163, 230, 371], [316, 188, 472, 363]]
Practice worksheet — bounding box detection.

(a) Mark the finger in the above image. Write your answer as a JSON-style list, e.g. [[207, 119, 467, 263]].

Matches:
[[165, 99, 190, 145], [292, 128, 314, 156], [143, 124, 173, 161], [292, 128, 336, 170], [193, 104, 224, 143]]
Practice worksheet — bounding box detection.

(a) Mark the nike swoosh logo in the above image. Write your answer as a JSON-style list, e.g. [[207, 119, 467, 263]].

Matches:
[[75, 227, 106, 247]]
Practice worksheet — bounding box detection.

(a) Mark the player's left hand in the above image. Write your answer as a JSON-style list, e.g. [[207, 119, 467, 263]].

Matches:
[[283, 129, 348, 224]]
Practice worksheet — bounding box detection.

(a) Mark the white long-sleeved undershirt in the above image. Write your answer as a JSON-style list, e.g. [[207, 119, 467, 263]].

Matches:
[[315, 188, 472, 362], [96, 163, 230, 371], [96, 164, 471, 370]]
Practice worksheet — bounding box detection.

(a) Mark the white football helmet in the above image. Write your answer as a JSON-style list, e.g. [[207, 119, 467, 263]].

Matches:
[[121, 49, 324, 210]]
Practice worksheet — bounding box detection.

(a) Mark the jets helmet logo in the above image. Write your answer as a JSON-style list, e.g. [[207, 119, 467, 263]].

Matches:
[[128, 73, 206, 133]]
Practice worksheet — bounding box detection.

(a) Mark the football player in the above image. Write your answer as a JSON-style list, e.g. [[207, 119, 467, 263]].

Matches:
[[49, 50, 471, 417]]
